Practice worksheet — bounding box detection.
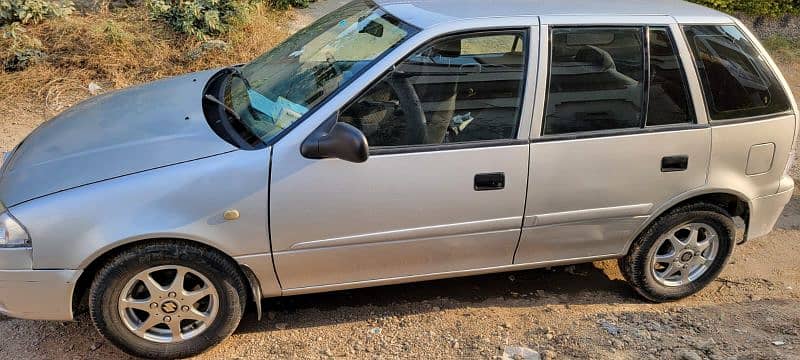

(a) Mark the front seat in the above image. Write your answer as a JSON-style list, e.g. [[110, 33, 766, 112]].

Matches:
[[414, 38, 463, 144]]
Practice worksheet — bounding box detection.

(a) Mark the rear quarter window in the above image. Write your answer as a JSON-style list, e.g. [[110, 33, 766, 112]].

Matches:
[[683, 25, 790, 121]]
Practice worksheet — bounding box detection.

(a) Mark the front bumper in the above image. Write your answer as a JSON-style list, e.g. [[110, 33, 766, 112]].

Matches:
[[0, 269, 80, 321], [0, 247, 81, 321], [747, 177, 795, 241]]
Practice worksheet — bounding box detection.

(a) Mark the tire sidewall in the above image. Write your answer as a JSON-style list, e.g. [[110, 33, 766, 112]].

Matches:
[[625, 204, 736, 302], [90, 244, 245, 359]]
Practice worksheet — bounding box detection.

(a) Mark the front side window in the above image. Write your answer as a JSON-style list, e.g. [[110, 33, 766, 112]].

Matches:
[[684, 25, 790, 121], [543, 27, 645, 135], [225, 0, 418, 143], [339, 31, 528, 148]]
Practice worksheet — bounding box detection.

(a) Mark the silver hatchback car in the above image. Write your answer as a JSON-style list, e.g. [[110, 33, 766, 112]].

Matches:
[[0, 0, 796, 358]]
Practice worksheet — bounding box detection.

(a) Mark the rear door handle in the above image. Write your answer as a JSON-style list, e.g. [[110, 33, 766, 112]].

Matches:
[[475, 172, 505, 191], [661, 155, 689, 172]]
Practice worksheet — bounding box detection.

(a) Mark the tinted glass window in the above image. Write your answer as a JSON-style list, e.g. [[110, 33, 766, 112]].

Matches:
[[544, 27, 645, 135], [340, 31, 527, 147], [684, 25, 790, 120], [647, 27, 694, 126]]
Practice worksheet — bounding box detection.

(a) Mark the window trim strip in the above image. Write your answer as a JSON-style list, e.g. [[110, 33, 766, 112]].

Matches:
[[531, 123, 710, 143], [640, 25, 652, 128], [370, 139, 530, 155], [707, 110, 796, 126]]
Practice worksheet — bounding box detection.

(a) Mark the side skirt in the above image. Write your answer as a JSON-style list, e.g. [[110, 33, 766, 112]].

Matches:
[[277, 253, 622, 297]]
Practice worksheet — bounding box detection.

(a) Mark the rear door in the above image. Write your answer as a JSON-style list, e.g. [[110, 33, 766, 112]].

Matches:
[[516, 16, 712, 264]]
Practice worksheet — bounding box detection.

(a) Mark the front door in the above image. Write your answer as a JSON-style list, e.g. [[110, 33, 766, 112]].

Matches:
[[270, 29, 536, 290], [516, 21, 712, 264]]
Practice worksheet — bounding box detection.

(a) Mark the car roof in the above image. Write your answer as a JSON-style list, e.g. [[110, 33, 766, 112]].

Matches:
[[374, 0, 732, 29]]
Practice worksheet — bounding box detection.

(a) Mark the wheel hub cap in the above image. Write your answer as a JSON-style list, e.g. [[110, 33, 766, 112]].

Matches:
[[679, 251, 694, 263], [118, 265, 219, 344], [160, 300, 179, 314], [650, 222, 720, 287]]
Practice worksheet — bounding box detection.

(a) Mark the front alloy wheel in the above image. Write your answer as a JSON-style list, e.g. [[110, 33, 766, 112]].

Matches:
[[118, 265, 219, 344], [90, 241, 247, 359]]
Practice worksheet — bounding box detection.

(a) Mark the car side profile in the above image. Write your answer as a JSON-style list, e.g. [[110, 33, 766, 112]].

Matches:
[[0, 0, 796, 358]]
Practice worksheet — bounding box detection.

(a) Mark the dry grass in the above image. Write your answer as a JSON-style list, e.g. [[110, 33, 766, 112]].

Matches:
[[0, 6, 294, 112], [763, 35, 800, 61]]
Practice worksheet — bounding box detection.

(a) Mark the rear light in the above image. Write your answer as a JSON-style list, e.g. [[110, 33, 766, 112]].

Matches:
[[785, 148, 796, 176]]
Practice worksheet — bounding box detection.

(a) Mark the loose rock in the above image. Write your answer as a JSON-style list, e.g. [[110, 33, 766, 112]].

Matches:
[[678, 350, 703, 360], [502, 346, 540, 360]]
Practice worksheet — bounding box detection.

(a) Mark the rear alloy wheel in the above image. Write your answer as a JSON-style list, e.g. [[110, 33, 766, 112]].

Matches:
[[650, 223, 720, 287], [620, 202, 735, 302], [90, 241, 247, 359]]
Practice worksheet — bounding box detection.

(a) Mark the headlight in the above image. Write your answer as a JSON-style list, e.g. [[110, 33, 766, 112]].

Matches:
[[0, 211, 30, 248]]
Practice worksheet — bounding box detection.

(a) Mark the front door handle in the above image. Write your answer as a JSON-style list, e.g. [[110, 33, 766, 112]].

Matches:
[[661, 155, 689, 172], [475, 172, 505, 191]]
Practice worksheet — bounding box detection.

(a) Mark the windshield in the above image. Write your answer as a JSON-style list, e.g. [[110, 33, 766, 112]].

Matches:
[[225, 0, 418, 143]]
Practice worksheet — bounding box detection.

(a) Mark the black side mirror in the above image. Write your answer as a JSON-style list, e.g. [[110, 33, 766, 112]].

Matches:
[[301, 114, 369, 163]]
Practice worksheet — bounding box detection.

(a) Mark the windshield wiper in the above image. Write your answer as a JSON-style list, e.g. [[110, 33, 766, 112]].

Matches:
[[203, 94, 242, 123], [224, 66, 279, 124], [224, 66, 260, 116], [225, 66, 254, 88]]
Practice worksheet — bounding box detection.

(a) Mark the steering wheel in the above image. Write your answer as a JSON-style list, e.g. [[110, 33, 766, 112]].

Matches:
[[386, 75, 427, 145], [324, 54, 345, 79]]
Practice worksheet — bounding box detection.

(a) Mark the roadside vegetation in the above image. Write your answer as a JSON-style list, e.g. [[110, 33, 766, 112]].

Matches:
[[690, 0, 800, 16], [0, 0, 300, 110]]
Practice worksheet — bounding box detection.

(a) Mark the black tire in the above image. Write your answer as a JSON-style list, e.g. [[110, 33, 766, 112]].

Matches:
[[619, 202, 736, 302], [89, 241, 247, 359]]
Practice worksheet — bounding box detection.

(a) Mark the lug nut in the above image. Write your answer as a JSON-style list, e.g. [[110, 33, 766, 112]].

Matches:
[[164, 316, 172, 322], [181, 305, 190, 312], [168, 292, 177, 298], [150, 303, 158, 309]]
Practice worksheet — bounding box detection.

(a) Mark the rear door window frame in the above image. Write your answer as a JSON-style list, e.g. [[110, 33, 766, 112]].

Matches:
[[537, 24, 701, 142]]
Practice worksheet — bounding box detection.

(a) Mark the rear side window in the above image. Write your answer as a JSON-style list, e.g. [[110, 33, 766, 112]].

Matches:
[[647, 27, 694, 126], [544, 27, 645, 135], [684, 25, 790, 121]]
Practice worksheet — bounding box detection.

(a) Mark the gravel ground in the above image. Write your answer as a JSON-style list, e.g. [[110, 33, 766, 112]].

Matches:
[[1, 2, 800, 359]]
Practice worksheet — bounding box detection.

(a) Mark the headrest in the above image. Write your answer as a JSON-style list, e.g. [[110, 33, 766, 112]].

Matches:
[[574, 45, 615, 71], [430, 39, 462, 58]]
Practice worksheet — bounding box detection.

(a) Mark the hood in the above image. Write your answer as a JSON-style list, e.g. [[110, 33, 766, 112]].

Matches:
[[0, 69, 237, 207]]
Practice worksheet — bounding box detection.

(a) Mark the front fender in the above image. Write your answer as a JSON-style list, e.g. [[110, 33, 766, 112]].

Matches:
[[9, 149, 271, 270]]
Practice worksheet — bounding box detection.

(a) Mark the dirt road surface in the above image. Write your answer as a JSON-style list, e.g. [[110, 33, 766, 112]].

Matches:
[[1, 2, 800, 359]]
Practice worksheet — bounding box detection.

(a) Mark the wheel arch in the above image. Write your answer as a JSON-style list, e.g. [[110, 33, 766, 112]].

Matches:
[[71, 237, 255, 318], [623, 189, 751, 255]]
